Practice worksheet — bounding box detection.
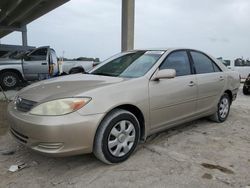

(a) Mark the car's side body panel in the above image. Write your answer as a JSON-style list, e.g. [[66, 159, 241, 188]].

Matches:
[[7, 48, 241, 157], [149, 74, 198, 130]]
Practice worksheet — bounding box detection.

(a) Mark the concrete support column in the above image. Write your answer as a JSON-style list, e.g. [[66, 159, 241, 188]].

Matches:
[[21, 25, 27, 46], [121, 0, 135, 52]]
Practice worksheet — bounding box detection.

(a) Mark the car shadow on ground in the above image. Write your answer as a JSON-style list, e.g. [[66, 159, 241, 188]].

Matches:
[[1, 107, 212, 166]]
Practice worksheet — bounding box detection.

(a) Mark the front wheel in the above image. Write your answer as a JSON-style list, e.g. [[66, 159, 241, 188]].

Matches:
[[209, 93, 231, 123], [93, 109, 140, 164]]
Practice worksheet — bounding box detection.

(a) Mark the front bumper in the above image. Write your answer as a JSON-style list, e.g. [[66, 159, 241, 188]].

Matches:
[[7, 102, 105, 156]]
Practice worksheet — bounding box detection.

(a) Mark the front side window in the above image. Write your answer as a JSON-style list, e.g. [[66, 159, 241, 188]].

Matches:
[[91, 51, 164, 78], [28, 48, 48, 61], [160, 51, 191, 76], [30, 48, 47, 56], [191, 51, 215, 74]]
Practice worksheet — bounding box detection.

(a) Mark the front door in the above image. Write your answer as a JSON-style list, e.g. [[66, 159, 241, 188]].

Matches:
[[22, 46, 50, 80], [149, 50, 198, 130]]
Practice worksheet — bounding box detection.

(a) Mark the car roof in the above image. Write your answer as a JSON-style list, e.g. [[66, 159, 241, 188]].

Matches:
[[128, 48, 201, 52]]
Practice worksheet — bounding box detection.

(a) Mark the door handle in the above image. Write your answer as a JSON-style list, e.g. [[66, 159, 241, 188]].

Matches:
[[188, 81, 195, 87], [41, 63, 47, 65], [219, 76, 224, 81]]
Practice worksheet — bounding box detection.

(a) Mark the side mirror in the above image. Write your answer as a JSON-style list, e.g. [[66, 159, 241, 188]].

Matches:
[[153, 69, 176, 80]]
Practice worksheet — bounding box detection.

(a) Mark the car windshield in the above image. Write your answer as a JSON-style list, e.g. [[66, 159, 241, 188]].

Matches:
[[90, 51, 164, 78]]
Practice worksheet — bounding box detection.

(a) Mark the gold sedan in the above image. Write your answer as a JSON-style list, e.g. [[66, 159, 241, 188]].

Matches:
[[8, 49, 240, 164]]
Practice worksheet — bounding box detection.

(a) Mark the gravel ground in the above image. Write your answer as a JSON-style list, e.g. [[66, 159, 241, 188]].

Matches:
[[0, 86, 250, 188]]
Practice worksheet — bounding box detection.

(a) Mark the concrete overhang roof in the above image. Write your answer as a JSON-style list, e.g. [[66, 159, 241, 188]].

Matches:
[[0, 0, 69, 38]]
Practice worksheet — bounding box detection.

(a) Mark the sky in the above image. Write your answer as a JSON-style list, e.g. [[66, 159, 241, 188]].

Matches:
[[1, 0, 250, 60]]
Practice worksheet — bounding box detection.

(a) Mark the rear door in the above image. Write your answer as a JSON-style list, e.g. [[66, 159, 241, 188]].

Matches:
[[189, 50, 225, 115], [22, 46, 50, 80], [149, 50, 198, 129]]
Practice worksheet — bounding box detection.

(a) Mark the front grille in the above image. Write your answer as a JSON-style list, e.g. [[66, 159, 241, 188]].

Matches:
[[16, 98, 37, 112], [10, 128, 29, 144]]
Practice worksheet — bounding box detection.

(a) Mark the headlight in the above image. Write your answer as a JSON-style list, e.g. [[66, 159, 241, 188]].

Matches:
[[30, 97, 91, 116]]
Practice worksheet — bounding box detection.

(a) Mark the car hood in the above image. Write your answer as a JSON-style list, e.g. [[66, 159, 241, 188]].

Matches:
[[18, 74, 125, 102]]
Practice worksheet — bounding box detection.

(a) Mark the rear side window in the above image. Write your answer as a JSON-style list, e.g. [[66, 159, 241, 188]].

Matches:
[[191, 51, 217, 74], [160, 51, 191, 76]]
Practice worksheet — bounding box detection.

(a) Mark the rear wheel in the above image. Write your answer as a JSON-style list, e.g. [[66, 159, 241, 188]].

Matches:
[[0, 72, 20, 90], [209, 93, 231, 123], [93, 109, 140, 164]]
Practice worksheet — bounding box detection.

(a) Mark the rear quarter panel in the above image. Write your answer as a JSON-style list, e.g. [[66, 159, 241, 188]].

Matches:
[[210, 56, 240, 97], [224, 70, 240, 95]]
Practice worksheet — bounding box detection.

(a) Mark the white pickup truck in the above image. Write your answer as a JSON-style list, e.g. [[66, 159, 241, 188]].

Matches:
[[0, 46, 95, 90], [61, 60, 96, 74], [226, 58, 250, 79]]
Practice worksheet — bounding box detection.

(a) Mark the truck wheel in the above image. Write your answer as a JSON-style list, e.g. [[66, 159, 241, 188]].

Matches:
[[69, 67, 85, 74], [0, 72, 20, 90], [209, 93, 231, 123], [243, 86, 249, 95], [93, 109, 140, 164]]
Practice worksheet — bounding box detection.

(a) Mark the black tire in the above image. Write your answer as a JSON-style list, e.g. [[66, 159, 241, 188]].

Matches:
[[243, 86, 249, 95], [93, 109, 140, 164], [209, 93, 231, 123], [0, 71, 20, 90], [69, 67, 85, 74]]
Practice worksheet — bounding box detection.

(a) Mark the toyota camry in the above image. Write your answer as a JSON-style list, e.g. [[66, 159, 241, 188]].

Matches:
[[8, 48, 240, 164]]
